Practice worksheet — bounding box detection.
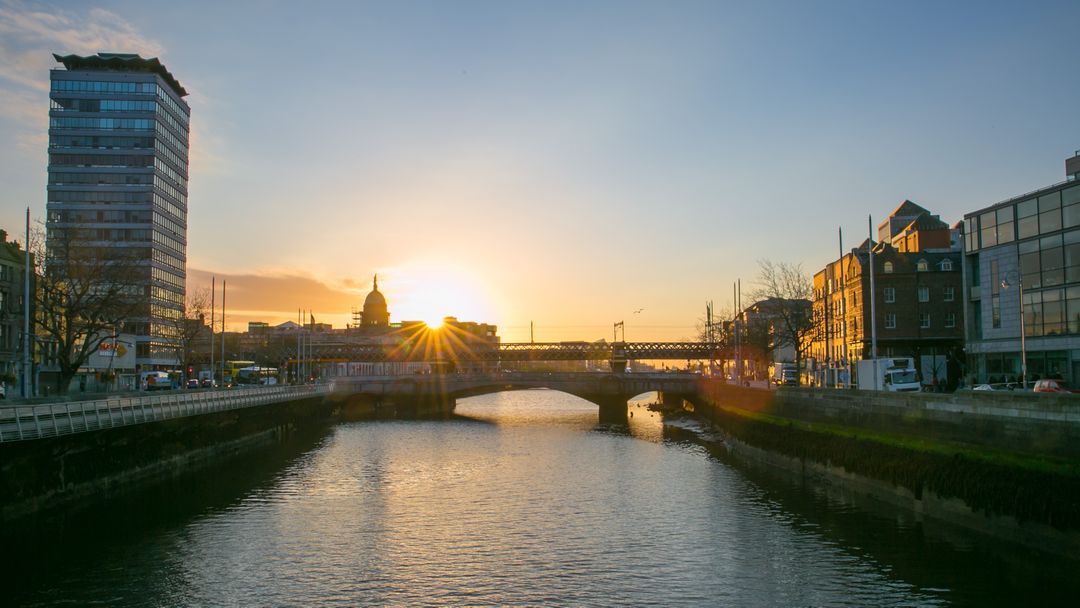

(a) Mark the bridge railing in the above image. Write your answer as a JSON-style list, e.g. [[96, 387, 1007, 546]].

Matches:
[[307, 342, 727, 362], [0, 384, 332, 443], [331, 371, 701, 383]]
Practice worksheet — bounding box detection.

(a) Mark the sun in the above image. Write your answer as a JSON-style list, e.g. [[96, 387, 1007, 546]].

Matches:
[[385, 261, 498, 326]]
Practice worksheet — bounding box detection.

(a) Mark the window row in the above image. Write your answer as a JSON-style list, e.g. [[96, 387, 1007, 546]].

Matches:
[[47, 189, 151, 203], [154, 192, 187, 222], [50, 172, 153, 185], [880, 258, 954, 273], [50, 153, 154, 168], [156, 103, 188, 141], [881, 286, 955, 303], [51, 98, 156, 113], [1016, 230, 1080, 289], [965, 184, 1080, 252], [155, 139, 188, 170], [882, 312, 956, 329], [154, 176, 187, 206], [154, 157, 187, 188], [51, 80, 156, 94], [153, 231, 186, 256], [152, 249, 185, 272], [49, 209, 153, 224], [152, 267, 185, 290], [50, 134, 155, 150], [155, 122, 188, 153], [155, 86, 190, 124], [1019, 287, 1080, 337], [48, 227, 153, 242], [50, 117, 154, 130], [152, 212, 186, 239]]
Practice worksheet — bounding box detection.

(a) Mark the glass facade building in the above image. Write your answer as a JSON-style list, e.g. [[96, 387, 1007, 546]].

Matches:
[[47, 53, 189, 367], [962, 167, 1080, 385]]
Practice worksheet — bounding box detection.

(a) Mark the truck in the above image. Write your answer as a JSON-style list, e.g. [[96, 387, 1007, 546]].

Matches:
[[772, 362, 798, 386], [855, 357, 921, 392]]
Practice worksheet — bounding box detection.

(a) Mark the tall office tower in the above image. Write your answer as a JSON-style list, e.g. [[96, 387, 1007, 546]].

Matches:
[[47, 53, 190, 368]]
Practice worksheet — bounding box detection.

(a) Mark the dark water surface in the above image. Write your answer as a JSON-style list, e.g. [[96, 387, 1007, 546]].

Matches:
[[7, 390, 1077, 606]]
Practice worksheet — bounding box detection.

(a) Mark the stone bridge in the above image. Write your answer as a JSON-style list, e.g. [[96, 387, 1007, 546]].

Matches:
[[330, 371, 703, 421]]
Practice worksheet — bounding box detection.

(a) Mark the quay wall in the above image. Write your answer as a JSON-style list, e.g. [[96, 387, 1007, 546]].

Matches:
[[0, 395, 335, 521], [691, 381, 1080, 558], [695, 382, 1080, 460]]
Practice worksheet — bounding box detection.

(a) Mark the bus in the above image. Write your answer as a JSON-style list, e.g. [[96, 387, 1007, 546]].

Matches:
[[237, 366, 279, 385], [222, 360, 255, 386]]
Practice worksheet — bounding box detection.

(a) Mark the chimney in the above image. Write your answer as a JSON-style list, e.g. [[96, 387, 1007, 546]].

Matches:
[[1067, 150, 1080, 181]]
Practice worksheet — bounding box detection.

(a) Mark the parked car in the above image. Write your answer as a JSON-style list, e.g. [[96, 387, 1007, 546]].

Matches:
[[1033, 378, 1080, 393], [185, 379, 200, 389]]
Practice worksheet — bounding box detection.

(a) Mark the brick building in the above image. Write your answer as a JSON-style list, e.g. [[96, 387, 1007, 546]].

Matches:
[[808, 202, 964, 388], [0, 229, 34, 396]]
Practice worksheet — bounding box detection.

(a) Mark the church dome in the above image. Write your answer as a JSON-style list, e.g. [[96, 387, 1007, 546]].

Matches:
[[361, 275, 390, 327], [364, 288, 386, 309]]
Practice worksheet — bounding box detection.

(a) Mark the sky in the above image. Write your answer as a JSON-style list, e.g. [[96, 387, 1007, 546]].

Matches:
[[1, 0, 1078, 341]]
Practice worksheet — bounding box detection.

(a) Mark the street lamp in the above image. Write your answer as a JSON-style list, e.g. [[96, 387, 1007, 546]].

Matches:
[[1001, 271, 1026, 389]]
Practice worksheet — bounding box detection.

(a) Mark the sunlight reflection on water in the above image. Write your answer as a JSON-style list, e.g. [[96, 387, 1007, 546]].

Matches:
[[17, 389, 1057, 606]]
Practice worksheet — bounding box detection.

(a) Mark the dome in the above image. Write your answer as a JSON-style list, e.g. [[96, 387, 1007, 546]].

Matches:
[[361, 274, 390, 327], [364, 288, 386, 309]]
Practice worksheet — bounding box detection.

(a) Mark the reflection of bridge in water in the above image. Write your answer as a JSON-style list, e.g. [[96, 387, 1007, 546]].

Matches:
[[332, 371, 705, 422]]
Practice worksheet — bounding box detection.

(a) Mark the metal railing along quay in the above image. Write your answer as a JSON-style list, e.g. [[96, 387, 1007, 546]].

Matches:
[[0, 384, 332, 443]]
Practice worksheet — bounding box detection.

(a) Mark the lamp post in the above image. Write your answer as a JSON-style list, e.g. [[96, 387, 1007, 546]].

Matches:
[[1001, 272, 1026, 389]]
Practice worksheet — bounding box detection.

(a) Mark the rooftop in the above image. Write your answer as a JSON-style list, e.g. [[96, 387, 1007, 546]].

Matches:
[[53, 52, 188, 97]]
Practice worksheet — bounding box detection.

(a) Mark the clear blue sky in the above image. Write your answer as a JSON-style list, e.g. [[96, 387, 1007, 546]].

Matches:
[[1, 0, 1078, 339]]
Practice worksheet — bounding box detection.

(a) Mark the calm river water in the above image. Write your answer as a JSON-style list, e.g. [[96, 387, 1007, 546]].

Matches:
[[8, 390, 1077, 606]]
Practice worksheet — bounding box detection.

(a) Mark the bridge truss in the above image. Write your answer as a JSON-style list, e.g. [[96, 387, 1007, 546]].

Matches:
[[308, 342, 727, 363]]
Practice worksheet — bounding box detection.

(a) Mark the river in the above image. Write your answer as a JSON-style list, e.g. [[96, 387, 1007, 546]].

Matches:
[[8, 389, 1076, 606]]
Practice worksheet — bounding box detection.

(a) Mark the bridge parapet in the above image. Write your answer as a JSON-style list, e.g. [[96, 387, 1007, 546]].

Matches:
[[0, 384, 332, 443], [332, 372, 701, 405]]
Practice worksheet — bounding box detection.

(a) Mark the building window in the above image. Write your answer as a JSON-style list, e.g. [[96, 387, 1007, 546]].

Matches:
[[883, 262, 893, 273], [918, 286, 929, 302], [920, 313, 931, 328], [944, 286, 955, 302], [940, 259, 953, 271], [917, 259, 929, 272], [885, 313, 896, 329], [884, 287, 895, 303], [945, 313, 956, 328], [992, 295, 1001, 328]]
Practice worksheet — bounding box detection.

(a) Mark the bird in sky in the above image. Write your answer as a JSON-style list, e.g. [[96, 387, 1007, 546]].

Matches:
[[633, 308, 644, 314]]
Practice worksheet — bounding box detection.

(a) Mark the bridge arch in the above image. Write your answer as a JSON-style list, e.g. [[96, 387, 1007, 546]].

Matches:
[[333, 372, 701, 422]]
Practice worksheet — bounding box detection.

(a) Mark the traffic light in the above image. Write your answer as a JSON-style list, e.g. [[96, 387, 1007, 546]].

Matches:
[[187, 366, 193, 376]]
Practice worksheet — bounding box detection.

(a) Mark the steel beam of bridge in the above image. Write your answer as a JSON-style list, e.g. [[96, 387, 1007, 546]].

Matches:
[[309, 342, 726, 363]]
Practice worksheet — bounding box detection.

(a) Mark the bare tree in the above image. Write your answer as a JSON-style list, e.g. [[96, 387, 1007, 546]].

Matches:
[[34, 227, 145, 394], [171, 286, 211, 381], [751, 260, 814, 376]]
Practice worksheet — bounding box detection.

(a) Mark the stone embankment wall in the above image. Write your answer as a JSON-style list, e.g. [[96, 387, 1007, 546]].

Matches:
[[0, 396, 334, 521], [692, 381, 1080, 557]]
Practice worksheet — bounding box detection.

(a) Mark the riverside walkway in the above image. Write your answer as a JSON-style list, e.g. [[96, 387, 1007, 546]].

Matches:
[[0, 384, 331, 443]]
